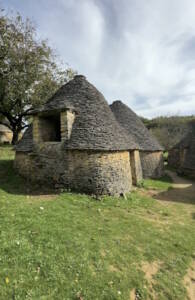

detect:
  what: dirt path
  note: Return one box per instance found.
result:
[143,171,195,299]
[167,170,194,188]
[155,170,195,204]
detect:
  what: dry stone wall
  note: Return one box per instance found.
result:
[130,150,143,184]
[14,145,132,196]
[68,150,132,195]
[140,151,164,179]
[14,143,68,185]
[168,149,180,169]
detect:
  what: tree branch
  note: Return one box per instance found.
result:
[21,123,29,129]
[20,107,34,117]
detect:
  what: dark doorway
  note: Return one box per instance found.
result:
[39,113,61,142]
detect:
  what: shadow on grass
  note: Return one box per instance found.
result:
[158,174,173,183]
[150,169,195,205]
[154,185,195,205]
[0,159,58,196]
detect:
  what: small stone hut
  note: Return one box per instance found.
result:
[0,124,12,144]
[168,121,195,178]
[110,101,164,179]
[15,75,140,196]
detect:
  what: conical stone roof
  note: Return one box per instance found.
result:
[110,100,163,151]
[15,125,33,152]
[16,76,138,152]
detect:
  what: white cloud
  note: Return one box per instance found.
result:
[3,0,195,117]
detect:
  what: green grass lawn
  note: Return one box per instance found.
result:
[142,175,173,191]
[0,146,194,300]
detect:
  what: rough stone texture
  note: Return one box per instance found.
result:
[14,143,64,183]
[67,150,132,195]
[15,146,132,196]
[14,75,167,195]
[15,125,33,152]
[14,75,136,196]
[168,149,180,168]
[168,121,195,177]
[110,100,164,151]
[61,110,75,141]
[140,151,164,179]
[29,75,138,151]
[130,150,143,184]
[33,116,40,143]
[110,100,164,179]
[14,152,35,180]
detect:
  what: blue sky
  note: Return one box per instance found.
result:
[2,0,195,118]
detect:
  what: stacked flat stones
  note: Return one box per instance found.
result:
[110,100,163,152]
[16,76,138,152]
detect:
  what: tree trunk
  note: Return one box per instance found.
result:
[11,129,20,145]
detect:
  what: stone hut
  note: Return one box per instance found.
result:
[168,121,195,178]
[110,100,164,179]
[0,124,12,144]
[15,75,140,196]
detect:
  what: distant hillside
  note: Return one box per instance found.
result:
[141,116,195,150]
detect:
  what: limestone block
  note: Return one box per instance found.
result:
[130,150,143,185]
[61,110,75,141]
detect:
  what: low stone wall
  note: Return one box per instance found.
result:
[14,152,33,179]
[140,151,164,179]
[14,143,68,185]
[14,145,132,196]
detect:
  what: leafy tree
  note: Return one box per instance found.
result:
[0,10,76,144]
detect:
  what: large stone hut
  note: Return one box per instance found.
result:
[0,124,12,144]
[110,101,164,179]
[15,75,141,196]
[168,121,195,178]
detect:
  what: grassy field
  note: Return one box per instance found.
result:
[0,146,194,300]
